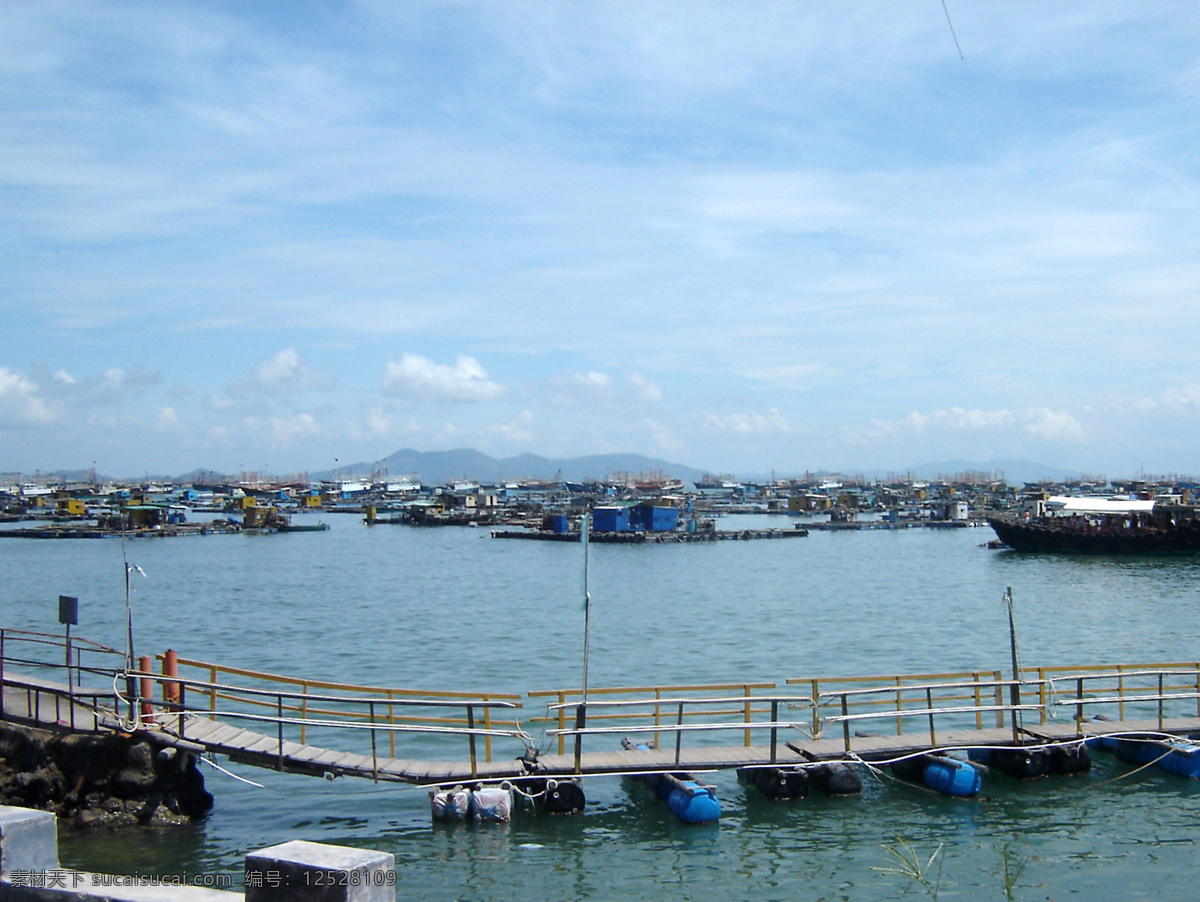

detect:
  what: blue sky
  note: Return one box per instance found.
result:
[3,2,1200,480]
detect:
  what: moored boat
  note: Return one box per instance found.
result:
[987,497,1200,554]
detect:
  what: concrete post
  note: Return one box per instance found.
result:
[245,841,395,902]
[0,806,58,876]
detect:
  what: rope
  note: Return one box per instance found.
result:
[197,754,266,788]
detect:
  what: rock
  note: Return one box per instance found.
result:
[0,723,212,828]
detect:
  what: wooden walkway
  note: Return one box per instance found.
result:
[6,635,1200,788]
[171,714,1200,786]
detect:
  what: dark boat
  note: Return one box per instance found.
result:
[987,500,1200,554]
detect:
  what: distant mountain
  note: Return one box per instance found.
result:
[322,448,712,486]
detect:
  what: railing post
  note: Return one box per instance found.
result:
[1158,673,1165,732]
[163,648,179,706]
[484,696,492,764]
[973,674,983,729]
[654,688,662,751]
[387,690,395,758]
[744,687,752,748]
[995,672,1004,729]
[557,692,567,756]
[178,682,187,740]
[1009,674,1022,744]
[675,701,684,766]
[770,699,779,764]
[1038,667,1048,724]
[810,679,820,736]
[209,665,218,720]
[572,704,584,774]
[276,694,284,771]
[0,628,5,720]
[369,701,378,782]
[300,682,308,745]
[841,694,851,755]
[926,687,937,747]
[1075,677,1084,737]
[139,655,155,724]
[468,705,479,778]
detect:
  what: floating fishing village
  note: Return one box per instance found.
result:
[4,467,1198,543]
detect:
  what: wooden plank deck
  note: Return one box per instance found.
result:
[173,716,1192,786]
[10,669,1200,788]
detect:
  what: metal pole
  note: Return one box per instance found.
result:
[576,514,591,773]
[64,624,72,702]
[580,514,592,704]
[1005,587,1022,742]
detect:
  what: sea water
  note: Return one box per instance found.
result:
[3,513,1200,900]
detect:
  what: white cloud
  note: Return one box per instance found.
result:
[0,367,54,425]
[880,406,1087,444]
[383,354,506,402]
[1022,408,1087,443]
[485,410,536,444]
[1159,384,1200,409]
[576,371,611,390]
[629,372,663,402]
[223,349,332,399]
[702,408,791,436]
[250,348,332,392]
[243,413,322,446]
[157,407,182,430]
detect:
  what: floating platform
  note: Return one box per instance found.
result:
[0,522,241,539]
[490,527,809,543]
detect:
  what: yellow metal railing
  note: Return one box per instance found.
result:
[1022,662,1200,733]
[151,654,522,765]
[787,669,1012,737]
[528,681,779,755]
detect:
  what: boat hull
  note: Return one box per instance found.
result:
[987,514,1200,555]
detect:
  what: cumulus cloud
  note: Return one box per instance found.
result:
[156,407,182,430]
[252,349,332,392]
[243,413,322,446]
[0,367,55,426]
[383,353,506,402]
[37,365,163,405]
[485,410,536,444]
[628,372,663,402]
[224,349,333,398]
[1150,384,1200,410]
[888,406,1087,443]
[702,408,791,435]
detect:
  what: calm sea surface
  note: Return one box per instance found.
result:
[4,513,1200,900]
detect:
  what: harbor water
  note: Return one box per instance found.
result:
[4,513,1200,900]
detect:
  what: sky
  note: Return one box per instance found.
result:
[3,1,1200,481]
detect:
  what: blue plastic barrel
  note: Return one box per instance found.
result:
[667,781,722,823]
[923,757,982,797]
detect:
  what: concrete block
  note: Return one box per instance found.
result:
[0,806,58,876]
[245,841,394,902]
